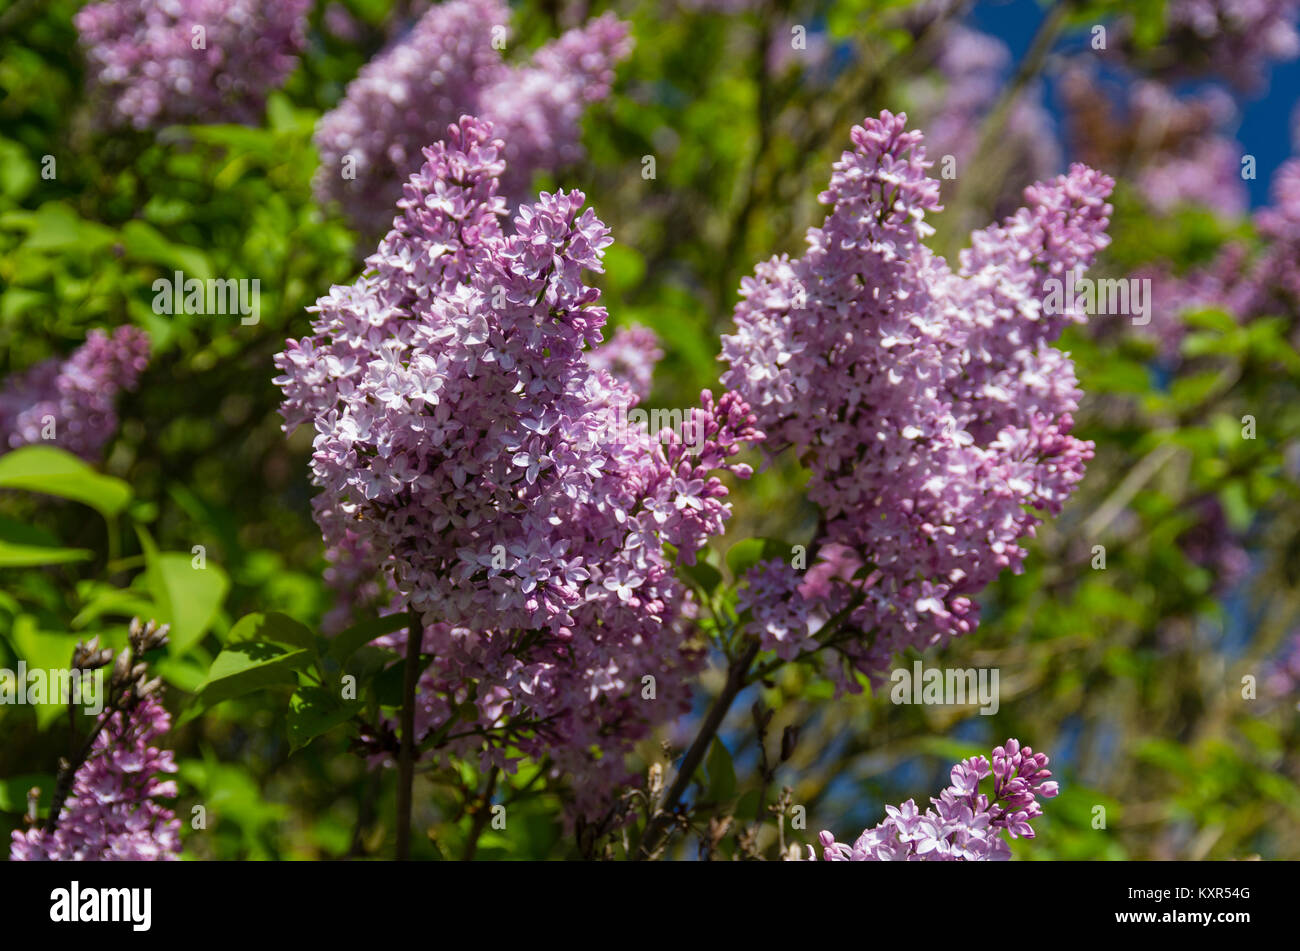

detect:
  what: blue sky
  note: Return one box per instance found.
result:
[970,0,1300,207]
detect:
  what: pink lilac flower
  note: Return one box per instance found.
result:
[1139,136,1247,218]
[313,0,632,239]
[10,697,180,861]
[277,116,761,818]
[0,327,150,460]
[1132,0,1300,88]
[1139,156,1300,358]
[75,0,310,130]
[721,111,1111,689]
[1061,66,1247,217]
[1178,498,1251,593]
[587,326,664,404]
[810,739,1059,861]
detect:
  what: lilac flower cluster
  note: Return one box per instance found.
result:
[1140,155,1300,355]
[74,0,310,130]
[10,697,180,861]
[1061,66,1246,217]
[1145,0,1300,88]
[721,111,1111,687]
[312,0,632,238]
[0,327,150,460]
[810,739,1059,860]
[277,116,761,816]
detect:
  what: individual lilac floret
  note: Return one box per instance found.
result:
[721,111,1112,688]
[277,116,761,818]
[0,327,150,460]
[810,739,1059,861]
[75,0,310,130]
[587,326,664,404]
[10,697,180,861]
[312,0,632,239]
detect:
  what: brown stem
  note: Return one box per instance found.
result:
[461,767,501,862]
[634,639,761,859]
[395,611,422,861]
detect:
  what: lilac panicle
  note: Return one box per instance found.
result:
[75,0,310,130]
[276,116,760,818]
[0,326,150,460]
[10,697,180,861]
[313,0,632,239]
[721,111,1112,688]
[810,739,1059,861]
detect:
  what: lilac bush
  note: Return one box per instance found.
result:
[0,326,150,459]
[75,0,311,130]
[312,0,632,238]
[720,111,1112,689]
[277,116,761,816]
[810,739,1058,861]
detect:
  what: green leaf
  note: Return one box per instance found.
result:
[0,446,131,518]
[7,202,116,253]
[0,774,54,816]
[227,612,317,652]
[120,220,212,280]
[327,613,411,664]
[4,615,87,730]
[0,540,91,567]
[725,537,793,579]
[286,685,363,751]
[705,738,737,803]
[137,527,229,654]
[679,560,723,596]
[187,643,311,719]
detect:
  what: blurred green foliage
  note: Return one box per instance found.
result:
[2,0,1299,860]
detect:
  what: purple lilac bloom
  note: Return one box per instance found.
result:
[1150,0,1300,88]
[1139,136,1247,218]
[10,697,181,861]
[1139,155,1300,358]
[810,739,1059,861]
[75,0,310,130]
[1178,498,1251,593]
[587,326,664,404]
[0,327,150,460]
[312,0,632,239]
[276,116,761,818]
[1060,65,1248,218]
[721,111,1112,690]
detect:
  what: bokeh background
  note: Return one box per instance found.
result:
[2,0,1299,859]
